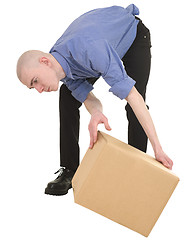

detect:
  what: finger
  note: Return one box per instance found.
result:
[168,158,173,167]
[88,124,94,149]
[89,131,94,149]
[167,164,172,170]
[165,156,173,169]
[89,141,94,149]
[157,158,170,169]
[103,117,112,130]
[166,161,173,169]
[89,122,97,148]
[163,161,172,170]
[93,129,98,143]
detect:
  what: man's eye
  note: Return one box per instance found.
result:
[34,79,38,83]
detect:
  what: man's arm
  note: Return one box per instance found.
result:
[126,86,173,169]
[84,92,111,148]
[84,88,173,170]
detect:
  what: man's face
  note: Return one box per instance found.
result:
[21,62,59,93]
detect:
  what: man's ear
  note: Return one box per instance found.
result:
[39,57,51,66]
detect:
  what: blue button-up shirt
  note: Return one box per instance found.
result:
[50,4,139,102]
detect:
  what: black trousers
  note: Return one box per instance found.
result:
[59,18,152,172]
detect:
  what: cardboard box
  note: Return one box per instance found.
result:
[72,131,179,237]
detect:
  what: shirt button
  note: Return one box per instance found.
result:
[144,35,147,38]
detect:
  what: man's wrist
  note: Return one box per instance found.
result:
[91,108,102,116]
[153,143,163,156]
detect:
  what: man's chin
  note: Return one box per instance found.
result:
[51,86,59,92]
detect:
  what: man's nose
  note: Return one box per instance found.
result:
[35,85,44,93]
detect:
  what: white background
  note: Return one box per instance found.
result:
[0,0,189,239]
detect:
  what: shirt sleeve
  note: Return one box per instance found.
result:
[64,78,94,103]
[86,39,136,99]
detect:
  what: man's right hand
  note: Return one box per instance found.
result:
[88,110,112,149]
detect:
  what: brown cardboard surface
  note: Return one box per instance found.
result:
[72,131,179,237]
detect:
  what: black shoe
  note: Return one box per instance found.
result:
[45,168,75,196]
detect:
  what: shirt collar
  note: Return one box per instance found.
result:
[50,51,74,79]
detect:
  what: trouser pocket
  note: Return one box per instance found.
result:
[134,17,152,48]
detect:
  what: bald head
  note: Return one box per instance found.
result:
[16,50,48,82]
[16,50,66,92]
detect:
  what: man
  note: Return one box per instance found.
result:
[17,4,173,196]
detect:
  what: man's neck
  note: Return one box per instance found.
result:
[49,53,66,80]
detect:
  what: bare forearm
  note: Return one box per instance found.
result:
[84,92,103,115]
[126,87,162,154]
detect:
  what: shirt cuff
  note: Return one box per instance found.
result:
[109,76,136,99]
[71,81,94,103]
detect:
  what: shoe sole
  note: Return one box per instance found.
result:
[44,185,72,196]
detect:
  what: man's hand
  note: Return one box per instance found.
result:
[88,110,111,149]
[84,92,111,149]
[155,149,173,170]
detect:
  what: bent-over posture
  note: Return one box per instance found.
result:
[17,4,173,196]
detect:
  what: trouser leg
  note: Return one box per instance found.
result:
[59,84,82,172]
[121,18,152,152]
[59,78,98,172]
